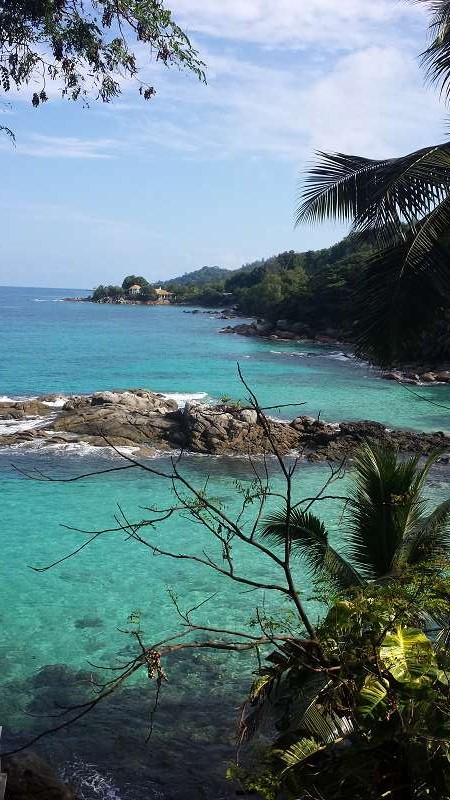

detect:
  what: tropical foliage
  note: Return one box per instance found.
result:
[230,440,450,799]
[0,0,205,121]
[295,1,450,364]
[258,441,450,589]
[237,575,450,800]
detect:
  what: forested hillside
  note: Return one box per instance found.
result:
[165,236,450,363]
[167,236,374,335]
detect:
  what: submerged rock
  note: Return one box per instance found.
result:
[3,752,77,800]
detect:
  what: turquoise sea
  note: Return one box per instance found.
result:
[1,286,449,799]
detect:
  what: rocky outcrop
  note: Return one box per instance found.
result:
[182,402,298,455]
[381,367,450,385]
[0,400,55,419]
[0,389,448,461]
[221,323,450,384]
[221,320,346,346]
[3,752,77,800]
[52,390,185,448]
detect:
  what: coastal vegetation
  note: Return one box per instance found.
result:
[92,275,158,302]
[162,234,450,366]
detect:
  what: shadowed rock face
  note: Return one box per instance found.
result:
[0,389,448,462]
[3,752,77,800]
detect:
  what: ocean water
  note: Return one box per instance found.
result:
[1,286,449,799]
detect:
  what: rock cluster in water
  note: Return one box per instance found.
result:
[0,390,448,461]
[221,321,450,384]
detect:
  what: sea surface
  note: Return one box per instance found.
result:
[1,286,449,799]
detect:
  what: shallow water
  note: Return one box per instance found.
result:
[1,286,450,430]
[1,286,450,798]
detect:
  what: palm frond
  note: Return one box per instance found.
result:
[258,507,363,590]
[402,194,450,277]
[344,443,430,579]
[419,0,450,102]
[352,239,449,365]
[296,144,450,245]
[396,498,450,567]
[278,737,325,771]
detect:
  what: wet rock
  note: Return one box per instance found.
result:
[3,752,77,800]
[421,372,437,382]
[434,370,450,382]
[0,400,53,418]
[1,387,448,463]
[383,371,402,381]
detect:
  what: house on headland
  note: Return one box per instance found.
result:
[155,287,174,302]
[128,284,142,297]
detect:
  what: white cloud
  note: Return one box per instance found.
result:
[171,0,424,49]
[112,43,443,163]
[2,2,443,165]
[1,133,118,159]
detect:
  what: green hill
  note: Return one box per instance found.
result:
[157,266,236,288]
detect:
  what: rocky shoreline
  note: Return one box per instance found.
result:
[0,389,448,463]
[221,321,450,385]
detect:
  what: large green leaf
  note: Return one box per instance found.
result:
[344,442,435,577]
[278,737,325,772]
[379,626,438,684]
[357,674,388,718]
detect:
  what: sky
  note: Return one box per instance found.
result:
[0,0,447,288]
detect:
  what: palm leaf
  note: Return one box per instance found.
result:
[402,194,450,278]
[344,442,430,579]
[296,144,450,245]
[278,737,325,771]
[394,497,450,568]
[258,507,363,590]
[420,0,450,102]
[351,239,448,364]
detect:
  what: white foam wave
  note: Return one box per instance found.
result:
[0,416,48,435]
[33,298,63,302]
[326,351,353,362]
[162,391,209,407]
[0,431,143,457]
[41,396,68,408]
[60,760,164,800]
[269,350,308,360]
[0,394,37,403]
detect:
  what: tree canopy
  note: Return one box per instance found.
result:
[0,0,205,128]
[121,275,149,291]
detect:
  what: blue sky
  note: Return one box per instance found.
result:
[0,0,447,288]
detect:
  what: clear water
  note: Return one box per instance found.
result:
[1,286,449,799]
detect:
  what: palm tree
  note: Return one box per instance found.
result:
[295,1,450,364]
[258,441,450,590]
